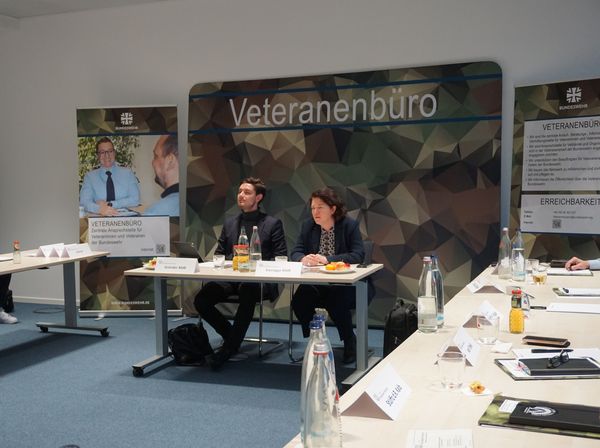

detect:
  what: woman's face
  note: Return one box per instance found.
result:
[311,197,336,228]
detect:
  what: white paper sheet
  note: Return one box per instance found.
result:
[547,303,600,314]
[406,429,473,448]
[547,267,592,276]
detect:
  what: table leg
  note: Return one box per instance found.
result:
[341,279,381,388]
[131,277,172,377]
[36,262,109,337]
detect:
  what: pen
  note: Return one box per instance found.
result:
[531,349,573,353]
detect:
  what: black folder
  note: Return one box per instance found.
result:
[509,401,600,433]
[519,357,600,376]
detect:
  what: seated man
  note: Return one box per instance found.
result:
[79,137,140,216]
[0,274,17,324]
[565,257,600,270]
[194,177,287,370]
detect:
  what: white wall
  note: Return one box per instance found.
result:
[1,0,599,301]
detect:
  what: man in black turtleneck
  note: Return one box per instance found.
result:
[194,177,287,370]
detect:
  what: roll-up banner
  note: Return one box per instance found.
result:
[514,78,600,260]
[77,106,181,316]
[187,61,502,324]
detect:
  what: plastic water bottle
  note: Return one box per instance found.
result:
[511,228,525,282]
[249,225,261,272]
[497,227,511,279]
[303,343,342,447]
[430,255,444,328]
[312,313,336,381]
[417,256,437,333]
[300,320,324,444]
[237,227,249,272]
[12,240,21,264]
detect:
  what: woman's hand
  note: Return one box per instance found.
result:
[301,254,328,266]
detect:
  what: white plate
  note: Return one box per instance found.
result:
[319,266,355,274]
[142,263,156,270]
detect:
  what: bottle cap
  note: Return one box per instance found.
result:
[309,320,322,330]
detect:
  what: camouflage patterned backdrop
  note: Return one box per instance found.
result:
[186,62,502,325]
[512,77,600,261]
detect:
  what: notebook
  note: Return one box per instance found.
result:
[518,357,600,376]
[509,401,600,433]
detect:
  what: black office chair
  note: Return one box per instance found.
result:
[221,283,284,358]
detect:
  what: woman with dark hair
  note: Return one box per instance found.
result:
[290,187,372,364]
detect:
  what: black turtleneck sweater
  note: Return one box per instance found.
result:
[240,209,261,239]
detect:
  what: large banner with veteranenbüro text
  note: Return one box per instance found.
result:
[187,61,502,325]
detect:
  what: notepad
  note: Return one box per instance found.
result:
[553,287,600,297]
[518,357,600,376]
[509,401,600,433]
[547,267,592,276]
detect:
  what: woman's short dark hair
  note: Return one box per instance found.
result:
[310,187,347,221]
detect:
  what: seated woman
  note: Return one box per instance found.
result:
[290,187,373,364]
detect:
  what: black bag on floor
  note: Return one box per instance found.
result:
[167,322,213,366]
[383,298,417,357]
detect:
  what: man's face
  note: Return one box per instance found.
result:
[152,141,169,188]
[237,182,262,212]
[97,142,116,169]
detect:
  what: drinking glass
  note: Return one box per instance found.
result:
[437,351,465,389]
[213,254,225,269]
[533,263,548,285]
[477,315,499,345]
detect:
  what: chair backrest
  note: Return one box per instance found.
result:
[363,240,374,264]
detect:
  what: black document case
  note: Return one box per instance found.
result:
[519,357,600,376]
[509,401,600,433]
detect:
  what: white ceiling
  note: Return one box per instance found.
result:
[0,0,168,19]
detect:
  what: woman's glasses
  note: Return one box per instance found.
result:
[546,350,569,368]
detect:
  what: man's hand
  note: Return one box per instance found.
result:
[97,201,119,217]
[565,257,590,271]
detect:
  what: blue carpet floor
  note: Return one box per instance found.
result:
[0,303,383,448]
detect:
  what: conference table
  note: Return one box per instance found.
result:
[285,267,600,447]
[0,249,110,336]
[124,262,383,383]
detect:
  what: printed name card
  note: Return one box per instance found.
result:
[452,327,480,366]
[477,300,502,322]
[466,278,504,294]
[155,257,198,274]
[63,243,93,258]
[255,261,302,277]
[342,364,411,420]
[36,243,65,258]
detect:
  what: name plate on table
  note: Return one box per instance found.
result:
[255,261,302,277]
[463,300,502,328]
[342,364,411,420]
[155,257,197,274]
[466,278,504,294]
[478,300,501,321]
[452,327,480,366]
[36,243,65,257]
[63,243,93,258]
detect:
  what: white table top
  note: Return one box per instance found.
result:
[286,267,600,447]
[124,263,383,284]
[0,249,109,275]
